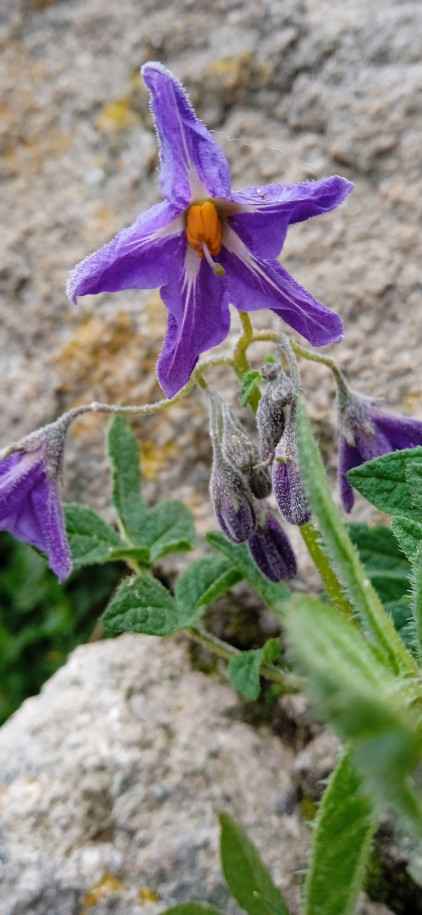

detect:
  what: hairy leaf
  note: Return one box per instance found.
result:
[175,557,241,627]
[286,596,422,837]
[219,813,289,915]
[347,447,422,521]
[303,752,375,915]
[228,649,264,701]
[348,522,411,603]
[64,503,125,567]
[392,516,422,564]
[240,370,261,408]
[108,415,146,540]
[295,400,417,677]
[102,574,178,636]
[138,501,195,559]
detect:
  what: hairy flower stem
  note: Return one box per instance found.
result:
[232,312,261,412]
[187,624,303,692]
[290,341,344,384]
[300,522,354,619]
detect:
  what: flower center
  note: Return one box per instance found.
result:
[186,201,222,258]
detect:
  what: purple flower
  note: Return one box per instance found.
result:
[338,389,422,511]
[67,62,353,398]
[248,506,297,582]
[0,429,72,582]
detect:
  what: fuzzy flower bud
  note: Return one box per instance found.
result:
[208,390,256,543]
[248,505,297,582]
[256,367,297,463]
[0,417,73,582]
[219,398,272,499]
[272,407,311,526]
[221,400,256,472]
[247,464,272,499]
[210,456,257,543]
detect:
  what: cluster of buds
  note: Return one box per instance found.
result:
[208,347,310,582]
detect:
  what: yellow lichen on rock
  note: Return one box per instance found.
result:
[82,873,124,911]
[96,94,141,134]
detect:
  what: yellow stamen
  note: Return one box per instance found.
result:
[186,201,222,258]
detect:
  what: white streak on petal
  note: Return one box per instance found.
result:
[121,213,185,252]
[222,224,315,321]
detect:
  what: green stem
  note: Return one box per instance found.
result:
[300,522,354,618]
[232,312,262,412]
[187,624,303,692]
[296,398,418,677]
[290,341,343,380]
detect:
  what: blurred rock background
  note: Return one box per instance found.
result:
[1,0,421,912]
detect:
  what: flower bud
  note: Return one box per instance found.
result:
[210,450,256,543]
[221,400,256,472]
[248,506,297,582]
[208,389,256,543]
[256,370,296,462]
[272,409,311,526]
[247,463,272,499]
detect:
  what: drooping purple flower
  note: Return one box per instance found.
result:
[248,505,297,582]
[0,424,72,582]
[67,62,353,398]
[337,385,422,511]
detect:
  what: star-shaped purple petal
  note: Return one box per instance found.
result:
[68,62,353,397]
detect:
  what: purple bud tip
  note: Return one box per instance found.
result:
[272,457,311,526]
[210,459,256,544]
[248,511,297,582]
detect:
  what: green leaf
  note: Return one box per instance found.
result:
[347,446,422,521]
[108,546,151,565]
[303,752,375,915]
[262,637,281,664]
[285,595,422,837]
[138,501,196,559]
[348,523,411,603]
[228,639,281,701]
[411,541,422,659]
[228,649,264,701]
[102,574,179,636]
[392,516,422,564]
[175,557,242,627]
[385,598,415,654]
[239,370,261,408]
[406,459,422,514]
[107,415,146,540]
[219,813,289,915]
[159,906,225,915]
[295,400,417,677]
[207,532,290,613]
[64,503,125,567]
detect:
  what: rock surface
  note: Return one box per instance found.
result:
[0,633,393,915]
[0,634,307,915]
